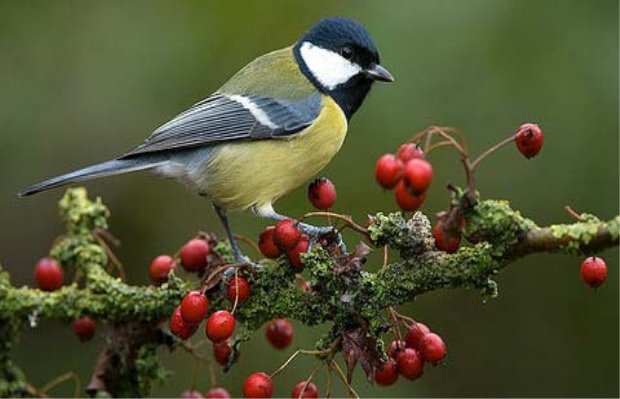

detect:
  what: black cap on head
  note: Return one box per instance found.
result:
[300,17,380,68]
[294,17,393,120]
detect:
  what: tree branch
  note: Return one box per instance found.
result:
[0,188,617,397]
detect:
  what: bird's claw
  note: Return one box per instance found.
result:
[298,222,347,254]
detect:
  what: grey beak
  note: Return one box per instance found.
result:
[364,64,394,82]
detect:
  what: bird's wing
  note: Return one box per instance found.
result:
[120,92,322,157]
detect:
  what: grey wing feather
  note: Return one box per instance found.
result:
[121,93,322,158]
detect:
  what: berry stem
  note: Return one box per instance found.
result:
[424,140,457,154]
[388,307,403,342]
[297,363,322,399]
[302,211,370,239]
[233,234,261,256]
[330,359,360,399]
[93,233,126,281]
[381,245,389,268]
[230,269,240,315]
[469,134,515,171]
[423,126,468,157]
[39,371,81,398]
[189,358,199,390]
[200,263,249,295]
[269,348,332,379]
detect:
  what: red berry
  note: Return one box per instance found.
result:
[180,239,210,272]
[374,359,398,386]
[227,276,251,304]
[432,223,460,254]
[396,348,424,380]
[375,154,403,189]
[405,322,430,349]
[149,255,176,285]
[71,316,96,342]
[34,257,64,292]
[419,333,446,364]
[180,291,209,325]
[273,219,302,250]
[395,180,426,211]
[213,341,232,366]
[180,390,204,398]
[515,123,544,159]
[170,306,198,340]
[397,143,424,163]
[291,381,319,398]
[388,339,407,359]
[258,226,282,259]
[580,256,608,288]
[403,159,433,195]
[205,387,231,399]
[206,310,235,343]
[243,372,273,398]
[308,178,337,210]
[287,234,310,272]
[300,280,312,292]
[266,319,294,349]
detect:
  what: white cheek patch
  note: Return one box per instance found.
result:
[299,41,362,90]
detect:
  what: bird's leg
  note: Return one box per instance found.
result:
[213,204,252,267]
[253,204,347,253]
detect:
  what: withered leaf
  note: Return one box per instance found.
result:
[340,321,382,383]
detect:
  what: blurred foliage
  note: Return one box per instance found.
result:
[0,0,617,397]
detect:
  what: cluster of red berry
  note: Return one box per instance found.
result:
[150,233,303,398]
[149,237,215,285]
[375,143,432,212]
[374,123,547,256]
[375,321,446,387]
[257,177,337,270]
[178,318,296,398]
[258,220,308,271]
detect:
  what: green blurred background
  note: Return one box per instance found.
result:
[1,0,618,397]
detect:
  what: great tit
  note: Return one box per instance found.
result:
[19,16,394,262]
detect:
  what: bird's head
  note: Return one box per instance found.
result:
[293,17,394,119]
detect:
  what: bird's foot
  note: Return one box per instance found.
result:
[298,222,347,254]
[222,245,261,278]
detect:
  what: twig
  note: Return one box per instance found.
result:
[200,262,249,294]
[469,134,515,171]
[388,307,403,342]
[93,234,126,281]
[270,348,331,379]
[39,371,81,398]
[189,358,199,390]
[381,245,389,268]
[565,206,584,221]
[234,234,261,256]
[92,228,121,247]
[330,359,360,399]
[325,364,333,398]
[302,212,370,238]
[295,363,323,399]
[230,268,240,315]
[424,140,457,154]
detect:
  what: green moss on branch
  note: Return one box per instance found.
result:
[0,188,617,397]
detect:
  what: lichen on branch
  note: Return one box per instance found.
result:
[0,188,617,397]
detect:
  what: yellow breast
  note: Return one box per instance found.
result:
[202,96,347,211]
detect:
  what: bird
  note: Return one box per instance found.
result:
[19,16,394,263]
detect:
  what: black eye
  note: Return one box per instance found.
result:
[340,46,354,59]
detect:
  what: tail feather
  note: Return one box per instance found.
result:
[18,158,165,197]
